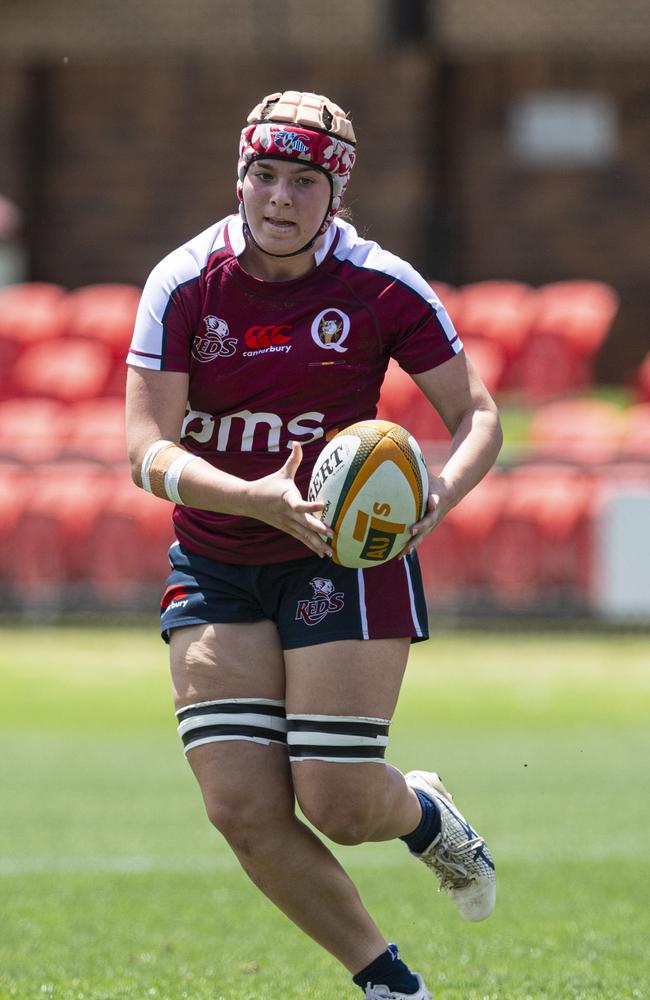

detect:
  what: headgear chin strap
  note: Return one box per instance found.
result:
[241,220,324,260]
[237,91,356,259]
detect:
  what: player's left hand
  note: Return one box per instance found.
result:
[398,474,454,558]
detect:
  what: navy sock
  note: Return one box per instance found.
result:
[400,789,441,854]
[353,943,419,995]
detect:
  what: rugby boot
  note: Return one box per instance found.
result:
[405,770,496,922]
[363,973,432,999]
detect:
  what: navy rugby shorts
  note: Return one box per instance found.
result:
[160,542,429,649]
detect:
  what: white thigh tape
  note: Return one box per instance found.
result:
[176,698,288,754]
[286,713,390,763]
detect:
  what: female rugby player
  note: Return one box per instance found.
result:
[126,90,502,999]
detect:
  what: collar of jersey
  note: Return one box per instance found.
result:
[227,214,340,268]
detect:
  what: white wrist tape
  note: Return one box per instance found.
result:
[165,453,198,505]
[140,439,197,504]
[141,440,173,494]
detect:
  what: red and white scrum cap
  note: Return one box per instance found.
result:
[237,91,357,235]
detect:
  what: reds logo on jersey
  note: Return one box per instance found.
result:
[295,577,345,627]
[192,316,238,362]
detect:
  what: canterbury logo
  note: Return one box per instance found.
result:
[244,325,292,350]
[161,585,190,611]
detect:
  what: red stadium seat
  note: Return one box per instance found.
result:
[0,464,30,587]
[63,284,141,355]
[87,474,175,601]
[460,337,507,396]
[514,281,619,399]
[419,473,507,607]
[444,474,509,587]
[527,399,625,465]
[417,516,465,608]
[483,465,596,606]
[10,337,113,402]
[0,398,70,463]
[64,397,127,464]
[106,362,127,398]
[0,283,68,397]
[7,463,111,601]
[634,352,650,403]
[453,281,536,388]
[377,359,450,446]
[63,284,141,396]
[535,281,619,354]
[619,404,650,461]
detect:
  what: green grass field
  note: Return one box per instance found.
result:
[1,626,649,1000]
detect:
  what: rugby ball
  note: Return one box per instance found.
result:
[308,419,429,568]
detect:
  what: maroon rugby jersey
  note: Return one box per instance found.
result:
[127,215,462,564]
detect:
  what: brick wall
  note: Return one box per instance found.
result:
[24,51,436,287]
[0,0,382,56]
[2,0,650,57]
[437,0,650,53]
[437,54,650,379]
[1,1,648,379]
[0,65,30,208]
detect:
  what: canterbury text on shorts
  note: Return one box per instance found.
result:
[160,542,429,649]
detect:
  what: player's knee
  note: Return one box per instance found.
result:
[177,698,292,853]
[307,803,377,846]
[288,712,391,844]
[297,786,379,845]
[204,789,291,854]
[203,794,242,838]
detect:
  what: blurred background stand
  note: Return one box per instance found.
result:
[0,193,27,286]
[0,0,648,625]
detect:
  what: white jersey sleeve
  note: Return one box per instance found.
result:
[127,221,228,372]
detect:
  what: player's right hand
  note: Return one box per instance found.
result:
[243,442,334,558]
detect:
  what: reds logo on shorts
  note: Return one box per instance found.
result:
[295,577,345,627]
